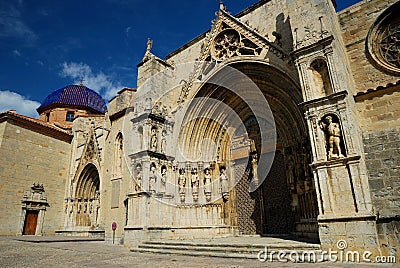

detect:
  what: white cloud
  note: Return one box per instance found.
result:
[13,49,21,57]
[0,90,40,118]
[0,4,37,45]
[60,62,122,100]
[125,26,131,38]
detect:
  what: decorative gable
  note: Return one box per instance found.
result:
[73,127,101,182]
[177,9,292,104]
[198,10,290,63]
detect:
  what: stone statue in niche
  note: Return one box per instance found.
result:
[204,167,212,202]
[191,168,199,202]
[319,115,344,160]
[92,191,100,227]
[134,164,142,192]
[160,166,167,194]
[150,127,158,151]
[160,130,167,154]
[219,166,229,200]
[285,154,296,192]
[191,168,199,191]
[149,163,157,192]
[178,168,186,202]
[251,154,259,187]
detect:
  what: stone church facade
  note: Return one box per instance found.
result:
[0,0,399,260]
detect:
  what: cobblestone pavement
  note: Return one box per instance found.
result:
[0,236,393,268]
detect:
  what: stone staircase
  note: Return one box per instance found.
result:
[131,237,323,261]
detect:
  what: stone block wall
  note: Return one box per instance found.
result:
[356,89,400,256]
[338,0,399,94]
[0,121,70,235]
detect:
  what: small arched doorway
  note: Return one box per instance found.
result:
[74,163,100,228]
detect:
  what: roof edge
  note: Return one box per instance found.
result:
[167,0,272,60]
[0,111,73,143]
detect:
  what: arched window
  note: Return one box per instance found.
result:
[114,133,123,178]
[137,126,143,151]
[310,59,333,96]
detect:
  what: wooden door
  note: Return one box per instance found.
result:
[23,211,39,235]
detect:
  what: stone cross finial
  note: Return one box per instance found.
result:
[146,38,153,53]
[218,0,226,11]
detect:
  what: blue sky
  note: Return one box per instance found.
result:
[0,0,359,117]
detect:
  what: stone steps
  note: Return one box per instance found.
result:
[131,239,323,261]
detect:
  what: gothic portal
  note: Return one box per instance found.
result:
[0,0,399,261]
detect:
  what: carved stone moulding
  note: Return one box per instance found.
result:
[366,1,400,75]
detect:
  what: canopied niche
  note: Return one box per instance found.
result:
[319,114,346,160]
[310,59,333,97]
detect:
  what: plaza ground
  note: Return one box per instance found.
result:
[0,236,395,268]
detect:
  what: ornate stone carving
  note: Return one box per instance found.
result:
[295,17,330,50]
[177,9,291,104]
[366,3,400,74]
[378,20,400,69]
[211,28,262,61]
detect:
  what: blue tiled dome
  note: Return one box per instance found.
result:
[37,85,107,114]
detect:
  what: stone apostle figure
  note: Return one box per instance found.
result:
[251,153,259,186]
[149,164,157,192]
[92,191,100,227]
[160,130,167,154]
[160,166,167,194]
[191,169,199,194]
[320,115,344,159]
[204,168,212,201]
[204,168,212,193]
[219,167,229,198]
[178,169,186,194]
[134,164,142,192]
[150,128,158,151]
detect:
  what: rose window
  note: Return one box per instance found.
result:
[212,29,241,61]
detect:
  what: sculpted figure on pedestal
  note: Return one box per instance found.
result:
[320,115,344,160]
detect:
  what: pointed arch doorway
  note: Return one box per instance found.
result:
[75,163,100,227]
[187,60,320,241]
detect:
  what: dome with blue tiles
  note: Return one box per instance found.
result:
[37,85,107,114]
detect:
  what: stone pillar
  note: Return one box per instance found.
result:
[290,0,379,255]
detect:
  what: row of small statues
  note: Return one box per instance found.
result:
[64,194,100,227]
[150,127,167,153]
[134,164,230,202]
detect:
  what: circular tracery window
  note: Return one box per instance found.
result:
[366,2,400,74]
[211,29,241,61]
